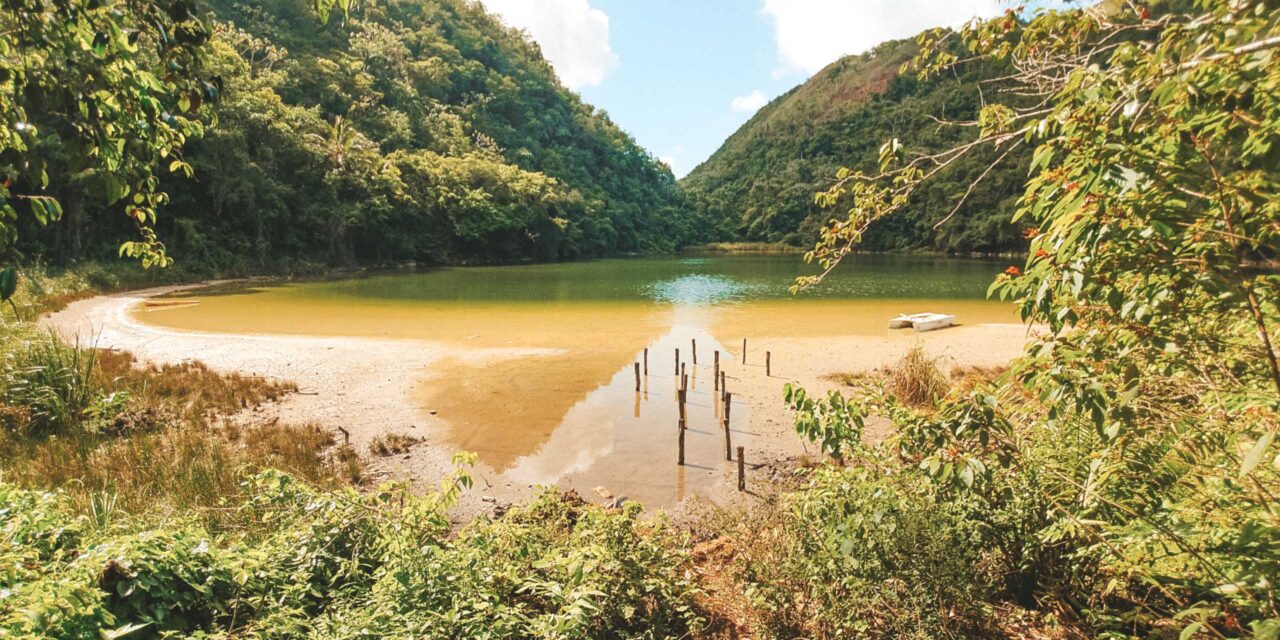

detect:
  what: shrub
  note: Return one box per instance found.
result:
[723,466,991,638]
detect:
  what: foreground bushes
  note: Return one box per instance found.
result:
[717,467,990,638]
[0,471,705,639]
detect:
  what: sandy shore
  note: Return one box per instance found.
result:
[44,286,1035,518]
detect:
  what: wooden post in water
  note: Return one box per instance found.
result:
[678,419,687,465]
[692,339,698,365]
[714,351,720,390]
[720,371,727,401]
[681,363,687,385]
[634,362,641,391]
[674,349,679,375]
[643,348,648,375]
[678,386,687,422]
[742,338,748,364]
[766,351,772,377]
[724,392,732,426]
[737,447,746,491]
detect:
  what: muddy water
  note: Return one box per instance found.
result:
[134,254,1016,505]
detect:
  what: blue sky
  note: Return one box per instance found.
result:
[477,1,1048,178]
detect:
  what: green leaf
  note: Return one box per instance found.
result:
[1179,622,1203,640]
[101,622,153,640]
[0,267,17,302]
[103,174,129,204]
[1241,431,1275,478]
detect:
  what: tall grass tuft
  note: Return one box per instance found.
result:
[885,345,950,407]
[0,330,101,436]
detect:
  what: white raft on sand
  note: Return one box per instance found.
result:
[888,313,956,332]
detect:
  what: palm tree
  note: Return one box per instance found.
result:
[308,115,359,170]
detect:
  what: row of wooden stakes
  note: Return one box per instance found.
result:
[632,339,772,493]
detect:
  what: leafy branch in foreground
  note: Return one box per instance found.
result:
[0,0,356,302]
[789,1,1280,636]
[0,0,218,275]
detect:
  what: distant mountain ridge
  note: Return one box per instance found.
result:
[680,36,1030,254]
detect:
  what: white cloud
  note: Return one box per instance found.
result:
[479,0,619,89]
[760,0,1004,75]
[730,90,769,114]
[658,145,689,177]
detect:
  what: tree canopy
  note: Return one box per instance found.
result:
[4,0,698,279]
[1,0,219,300]
[789,0,1280,635]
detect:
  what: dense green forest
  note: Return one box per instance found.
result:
[681,37,1030,254]
[12,0,698,273]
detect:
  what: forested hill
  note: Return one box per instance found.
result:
[680,37,1029,254]
[22,0,697,272]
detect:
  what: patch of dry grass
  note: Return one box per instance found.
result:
[950,364,1009,395]
[368,432,421,457]
[824,371,876,388]
[96,349,296,424]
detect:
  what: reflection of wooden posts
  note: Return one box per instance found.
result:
[742,338,748,364]
[766,351,772,376]
[674,349,679,375]
[692,339,698,365]
[723,392,734,461]
[678,419,687,465]
[714,351,720,390]
[634,362,641,391]
[737,447,746,491]
[723,418,732,461]
[643,348,649,375]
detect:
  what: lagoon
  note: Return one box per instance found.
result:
[133,254,1018,505]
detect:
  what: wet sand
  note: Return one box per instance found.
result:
[44,284,1035,518]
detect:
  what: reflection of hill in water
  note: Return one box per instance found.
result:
[646,275,748,306]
